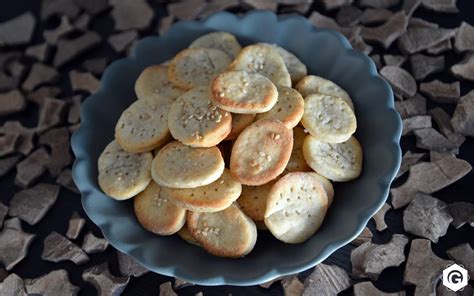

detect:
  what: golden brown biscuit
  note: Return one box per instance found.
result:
[187,203,257,258]
[264,172,328,243]
[189,31,242,59]
[162,169,242,212]
[98,140,152,200]
[228,44,291,87]
[134,181,186,235]
[151,141,225,188]
[168,48,231,90]
[295,75,354,110]
[115,96,174,153]
[211,70,278,114]
[230,119,293,186]
[255,86,304,129]
[237,181,275,222]
[225,113,256,141]
[309,172,334,207]
[135,65,185,100]
[168,87,232,147]
[177,224,200,246]
[259,43,307,84]
[284,126,312,173]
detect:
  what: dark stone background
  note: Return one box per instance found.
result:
[0,0,473,295]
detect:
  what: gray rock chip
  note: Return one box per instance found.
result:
[383,54,406,67]
[25,43,49,62]
[320,0,353,10]
[282,276,304,296]
[39,127,72,177]
[360,8,393,25]
[9,183,60,225]
[409,54,444,81]
[359,0,399,8]
[69,70,100,94]
[372,203,392,231]
[303,263,351,295]
[351,234,408,280]
[426,39,452,55]
[53,31,101,67]
[81,232,109,254]
[404,239,453,296]
[447,243,474,278]
[22,63,58,92]
[14,148,50,188]
[396,151,426,178]
[414,128,458,152]
[66,211,85,240]
[429,107,465,147]
[402,0,422,16]
[0,12,36,47]
[391,155,472,208]
[25,269,79,296]
[403,193,452,243]
[168,0,207,20]
[43,15,74,45]
[0,72,18,92]
[0,134,19,157]
[197,0,240,19]
[354,281,406,295]
[73,13,91,31]
[361,11,408,49]
[0,203,8,228]
[0,222,35,270]
[370,54,382,69]
[73,0,109,15]
[158,15,174,36]
[437,284,474,296]
[67,95,82,124]
[0,154,21,178]
[398,27,456,54]
[450,53,474,81]
[108,30,138,53]
[56,168,79,193]
[419,80,460,104]
[448,202,474,229]
[380,66,417,97]
[0,121,34,155]
[336,5,362,27]
[117,251,149,277]
[454,21,474,52]
[0,273,26,296]
[402,115,432,136]
[81,57,108,76]
[26,85,61,104]
[41,231,89,264]
[37,97,68,133]
[421,0,459,13]
[351,227,373,246]
[451,90,474,136]
[3,218,22,230]
[83,263,130,296]
[395,93,426,118]
[173,277,193,289]
[159,281,177,296]
[41,0,80,20]
[111,0,154,31]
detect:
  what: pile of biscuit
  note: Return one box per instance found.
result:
[97,32,363,258]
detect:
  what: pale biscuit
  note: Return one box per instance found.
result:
[230,119,293,186]
[264,172,328,244]
[134,181,186,235]
[98,140,152,200]
[284,126,311,173]
[161,169,242,212]
[295,75,354,110]
[189,31,242,59]
[228,44,291,87]
[177,224,200,246]
[237,181,274,222]
[168,48,232,90]
[301,93,357,143]
[303,135,363,182]
[187,203,257,258]
[255,86,304,129]
[115,96,174,153]
[310,172,334,207]
[135,65,186,100]
[211,70,278,114]
[151,141,225,188]
[225,113,256,140]
[259,43,307,84]
[168,87,232,147]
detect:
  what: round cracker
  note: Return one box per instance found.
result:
[168,87,232,147]
[264,172,328,244]
[301,93,357,143]
[284,126,311,173]
[255,86,304,129]
[98,140,152,200]
[152,141,225,188]
[310,172,334,207]
[230,119,293,186]
[303,135,363,182]
[237,181,274,222]
[162,169,242,212]
[134,181,186,235]
[177,224,200,246]
[259,43,307,84]
[295,75,354,110]
[115,96,174,153]
[135,65,186,100]
[189,31,241,59]
[225,113,256,140]
[187,203,257,258]
[211,70,278,114]
[168,48,231,90]
[228,44,291,87]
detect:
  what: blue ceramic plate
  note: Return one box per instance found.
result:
[71,11,402,286]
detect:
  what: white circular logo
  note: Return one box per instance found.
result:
[442,264,469,292]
